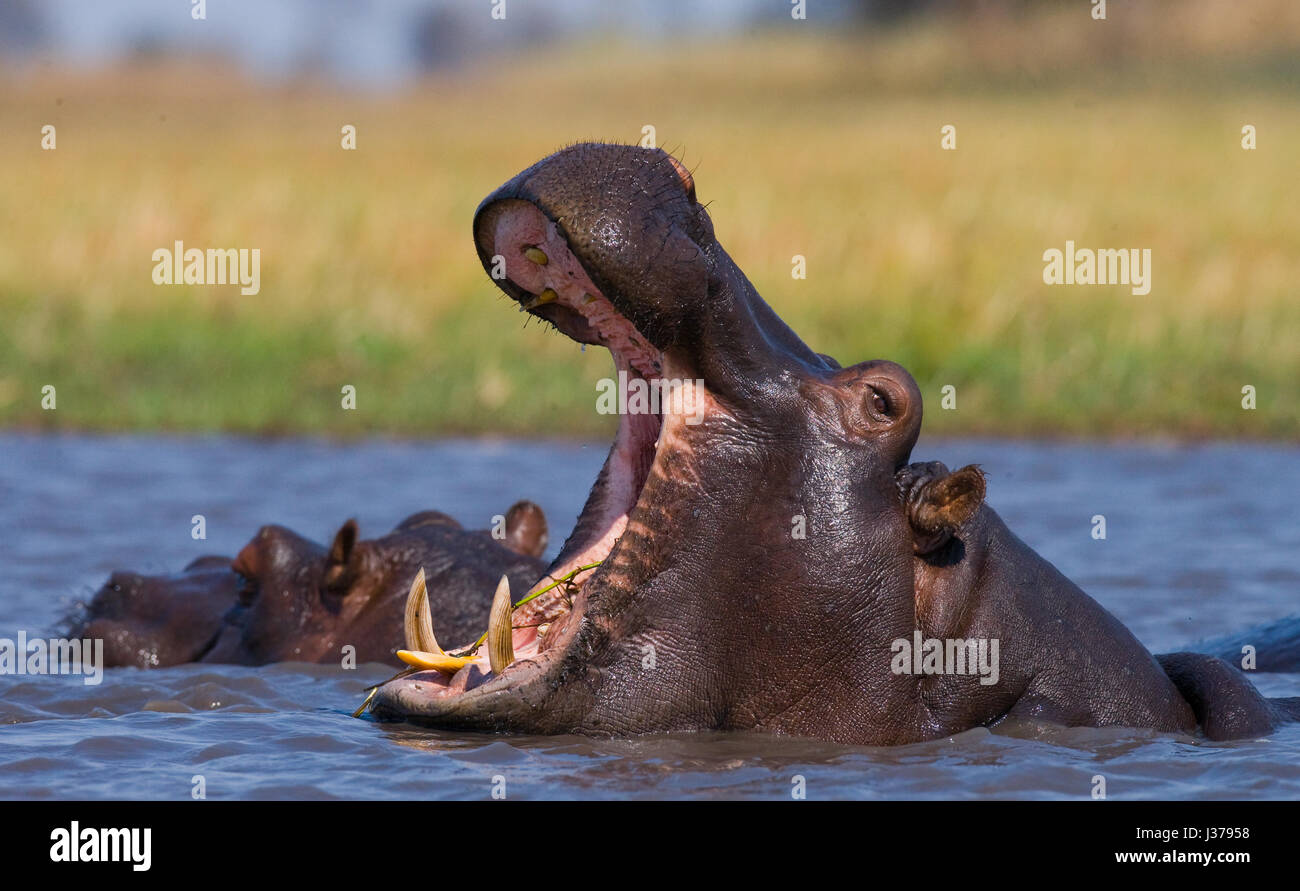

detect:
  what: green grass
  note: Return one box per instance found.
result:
[2,1,1298,439]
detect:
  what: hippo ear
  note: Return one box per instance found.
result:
[323,519,359,589]
[503,501,548,558]
[899,463,985,555]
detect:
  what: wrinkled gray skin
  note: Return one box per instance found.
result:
[371,143,1299,743]
[72,502,547,668]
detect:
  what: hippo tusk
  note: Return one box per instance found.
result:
[397,568,474,675]
[395,648,473,674]
[487,574,515,676]
[402,567,439,653]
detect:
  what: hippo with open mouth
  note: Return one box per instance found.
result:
[70,502,547,668]
[369,143,1299,743]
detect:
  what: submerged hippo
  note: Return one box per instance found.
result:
[898,461,1300,740]
[371,143,1299,742]
[1193,617,1300,674]
[72,502,547,668]
[70,556,240,668]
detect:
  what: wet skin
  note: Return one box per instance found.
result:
[898,462,1300,740]
[371,143,1299,742]
[71,556,239,668]
[1192,617,1300,674]
[73,502,547,668]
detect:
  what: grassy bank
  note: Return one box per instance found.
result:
[2,2,1298,439]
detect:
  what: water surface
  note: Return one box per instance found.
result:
[2,433,1297,799]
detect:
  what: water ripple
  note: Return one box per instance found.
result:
[2,434,1298,799]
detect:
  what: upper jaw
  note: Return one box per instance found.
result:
[476,201,828,418]
[474,195,672,368]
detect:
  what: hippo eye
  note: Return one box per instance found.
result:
[867,387,891,420]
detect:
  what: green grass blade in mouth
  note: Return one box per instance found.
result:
[450,561,603,658]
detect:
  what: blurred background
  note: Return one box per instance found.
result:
[2,0,1297,438]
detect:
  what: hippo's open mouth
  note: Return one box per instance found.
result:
[370,144,931,740]
[372,196,695,719]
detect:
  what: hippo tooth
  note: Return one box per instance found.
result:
[487,574,515,676]
[581,292,597,304]
[524,288,558,310]
[402,569,422,650]
[524,247,548,265]
[402,568,441,654]
[396,648,473,675]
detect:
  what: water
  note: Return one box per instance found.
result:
[1,433,1297,799]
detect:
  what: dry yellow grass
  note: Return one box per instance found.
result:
[1,1,1297,437]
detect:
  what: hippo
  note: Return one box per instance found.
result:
[898,461,1300,740]
[1191,617,1300,674]
[71,501,548,668]
[370,143,1299,743]
[69,556,240,668]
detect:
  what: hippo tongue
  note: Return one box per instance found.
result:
[448,663,489,693]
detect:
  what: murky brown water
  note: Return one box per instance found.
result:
[2,434,1297,799]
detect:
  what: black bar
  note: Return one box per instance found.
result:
[3,800,1289,877]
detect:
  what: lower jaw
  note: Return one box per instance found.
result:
[379,390,666,710]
